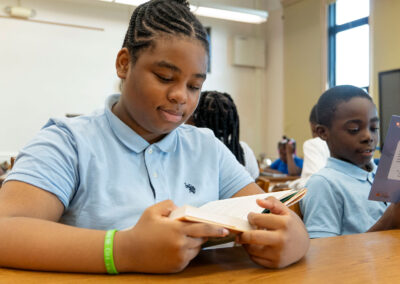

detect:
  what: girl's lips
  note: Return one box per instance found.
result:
[159,109,183,123]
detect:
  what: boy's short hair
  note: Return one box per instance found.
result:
[309,104,318,124]
[316,85,372,127]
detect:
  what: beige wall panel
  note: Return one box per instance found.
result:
[283,0,326,156]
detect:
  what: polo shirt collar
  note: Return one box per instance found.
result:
[326,157,377,181]
[104,94,177,154]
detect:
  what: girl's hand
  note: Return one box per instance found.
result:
[115,200,229,273]
[286,142,295,156]
[237,197,309,268]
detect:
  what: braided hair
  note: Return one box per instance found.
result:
[192,91,245,166]
[122,0,209,64]
[317,85,372,128]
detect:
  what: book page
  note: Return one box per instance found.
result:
[388,141,400,180]
[369,115,400,203]
[199,191,291,220]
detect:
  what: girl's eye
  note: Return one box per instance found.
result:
[371,127,379,132]
[188,85,201,91]
[155,73,173,82]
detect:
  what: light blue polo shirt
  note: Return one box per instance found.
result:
[5,94,253,230]
[300,157,388,238]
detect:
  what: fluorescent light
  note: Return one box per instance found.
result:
[191,5,267,24]
[97,1,268,24]
[114,0,148,5]
[99,0,148,5]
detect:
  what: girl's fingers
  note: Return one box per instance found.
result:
[147,200,178,217]
[184,236,206,249]
[237,229,282,246]
[247,211,290,231]
[182,222,230,238]
[256,197,290,215]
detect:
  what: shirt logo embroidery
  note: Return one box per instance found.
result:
[184,182,196,194]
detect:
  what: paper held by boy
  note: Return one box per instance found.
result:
[369,115,400,203]
[169,188,307,232]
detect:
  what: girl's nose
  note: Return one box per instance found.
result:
[167,84,187,104]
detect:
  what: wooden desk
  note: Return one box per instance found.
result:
[266,175,300,183]
[1,230,400,283]
[262,175,300,191]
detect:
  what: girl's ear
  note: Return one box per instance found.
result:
[316,124,329,141]
[116,48,131,79]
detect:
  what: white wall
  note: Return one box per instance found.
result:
[0,0,283,161]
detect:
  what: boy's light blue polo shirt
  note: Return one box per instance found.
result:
[300,157,388,238]
[5,95,253,230]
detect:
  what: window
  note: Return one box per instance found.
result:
[328,0,370,89]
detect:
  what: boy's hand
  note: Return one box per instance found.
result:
[115,200,229,273]
[237,197,309,268]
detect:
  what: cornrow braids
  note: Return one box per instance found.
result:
[317,85,372,128]
[122,0,209,64]
[193,91,245,166]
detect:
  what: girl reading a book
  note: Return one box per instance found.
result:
[300,85,400,238]
[0,0,308,274]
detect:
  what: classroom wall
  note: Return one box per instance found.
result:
[370,0,400,105]
[0,0,285,161]
[282,0,327,157]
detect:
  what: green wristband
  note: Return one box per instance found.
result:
[104,229,119,274]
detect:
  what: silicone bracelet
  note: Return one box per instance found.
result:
[104,229,119,274]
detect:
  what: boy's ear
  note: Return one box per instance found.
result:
[116,48,131,79]
[316,124,329,141]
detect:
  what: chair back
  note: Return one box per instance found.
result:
[10,157,15,170]
[289,202,303,219]
[255,176,270,192]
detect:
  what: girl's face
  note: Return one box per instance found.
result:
[114,37,207,143]
[318,97,379,170]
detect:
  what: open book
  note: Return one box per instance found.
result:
[369,115,400,203]
[169,188,307,233]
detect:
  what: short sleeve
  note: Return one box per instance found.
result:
[240,141,259,180]
[300,174,343,238]
[5,121,79,208]
[301,139,327,179]
[216,139,253,199]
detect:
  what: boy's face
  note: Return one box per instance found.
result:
[318,97,379,170]
[114,37,207,143]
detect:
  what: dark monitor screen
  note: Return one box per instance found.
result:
[379,69,400,149]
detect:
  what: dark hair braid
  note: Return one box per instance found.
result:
[193,91,245,166]
[317,85,373,128]
[122,0,209,63]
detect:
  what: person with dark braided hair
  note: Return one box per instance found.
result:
[189,91,259,179]
[0,0,308,274]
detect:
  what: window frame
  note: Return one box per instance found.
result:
[327,2,369,89]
